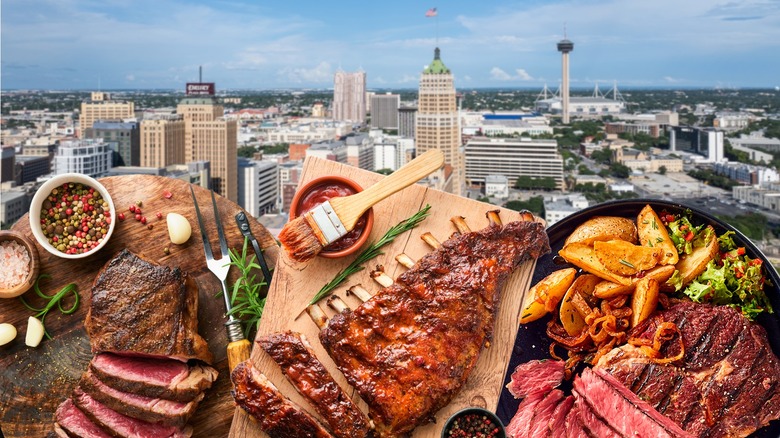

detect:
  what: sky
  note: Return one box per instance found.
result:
[2,0,779,91]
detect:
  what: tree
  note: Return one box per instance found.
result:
[590,148,612,165]
[658,165,667,175]
[505,196,545,217]
[577,164,596,175]
[237,146,257,158]
[514,176,557,191]
[609,163,631,179]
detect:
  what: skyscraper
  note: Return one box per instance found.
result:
[177,83,238,202]
[139,115,186,168]
[333,70,367,123]
[557,36,574,124]
[416,47,462,195]
[79,92,135,138]
[370,93,400,130]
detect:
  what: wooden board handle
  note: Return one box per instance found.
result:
[227,339,251,372]
[332,149,444,229]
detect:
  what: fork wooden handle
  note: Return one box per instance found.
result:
[228,339,251,372]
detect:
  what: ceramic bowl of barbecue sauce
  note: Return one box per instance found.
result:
[442,407,506,438]
[289,175,374,259]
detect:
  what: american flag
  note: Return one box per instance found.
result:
[425,7,437,17]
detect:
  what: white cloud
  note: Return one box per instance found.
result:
[125,74,135,81]
[490,67,534,81]
[664,76,682,83]
[277,61,332,84]
[515,69,533,81]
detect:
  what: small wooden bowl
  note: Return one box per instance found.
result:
[441,407,507,438]
[289,175,374,259]
[0,230,40,298]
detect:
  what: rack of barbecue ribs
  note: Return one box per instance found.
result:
[233,211,549,437]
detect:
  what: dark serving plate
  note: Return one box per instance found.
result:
[496,199,780,437]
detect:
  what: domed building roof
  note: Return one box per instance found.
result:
[423,47,450,74]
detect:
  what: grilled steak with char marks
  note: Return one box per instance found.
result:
[321,220,549,437]
[597,300,780,437]
[86,250,213,364]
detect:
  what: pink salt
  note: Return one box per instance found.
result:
[0,240,31,289]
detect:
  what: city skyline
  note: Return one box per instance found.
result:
[2,0,779,91]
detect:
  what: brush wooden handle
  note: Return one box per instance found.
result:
[227,338,251,372]
[330,149,445,229]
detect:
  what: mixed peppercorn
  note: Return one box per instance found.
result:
[444,412,503,438]
[39,183,111,255]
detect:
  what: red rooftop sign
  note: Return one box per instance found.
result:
[186,82,215,95]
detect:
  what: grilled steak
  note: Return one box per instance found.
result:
[526,389,565,438]
[55,398,113,438]
[573,397,622,438]
[549,395,575,438]
[506,359,565,399]
[231,360,335,438]
[72,387,192,438]
[597,301,780,437]
[320,220,549,437]
[90,353,217,403]
[506,390,547,437]
[86,250,213,364]
[259,331,373,438]
[573,367,693,438]
[78,368,203,428]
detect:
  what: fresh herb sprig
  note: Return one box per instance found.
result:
[18,274,79,339]
[226,237,268,338]
[309,204,432,305]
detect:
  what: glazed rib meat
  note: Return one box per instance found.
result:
[320,220,550,437]
[260,331,373,438]
[86,249,214,364]
[231,360,335,438]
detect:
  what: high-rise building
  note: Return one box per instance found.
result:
[557,36,574,124]
[333,71,367,123]
[398,105,417,138]
[140,115,186,168]
[416,47,462,195]
[54,140,113,178]
[464,137,564,189]
[177,85,238,202]
[670,126,724,163]
[237,158,278,217]
[79,92,135,138]
[86,121,140,167]
[345,133,374,170]
[370,93,400,130]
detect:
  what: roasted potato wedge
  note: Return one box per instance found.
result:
[565,216,638,246]
[662,225,719,292]
[631,277,659,327]
[559,243,632,286]
[519,268,577,324]
[560,274,601,335]
[637,205,678,265]
[593,280,634,299]
[594,240,661,276]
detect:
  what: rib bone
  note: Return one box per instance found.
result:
[486,210,503,226]
[346,285,373,303]
[395,253,415,269]
[450,216,472,234]
[518,210,535,222]
[306,304,328,330]
[420,232,441,249]
[327,295,350,313]
[370,266,395,288]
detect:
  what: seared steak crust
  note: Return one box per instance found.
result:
[598,301,780,437]
[86,250,213,364]
[320,220,550,437]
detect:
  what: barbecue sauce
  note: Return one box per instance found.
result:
[297,182,368,253]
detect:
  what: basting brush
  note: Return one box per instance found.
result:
[279,149,444,262]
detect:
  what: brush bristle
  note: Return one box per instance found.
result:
[279,216,324,262]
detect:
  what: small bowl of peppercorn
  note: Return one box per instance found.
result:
[441,407,506,438]
[29,173,116,259]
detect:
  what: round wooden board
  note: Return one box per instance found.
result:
[0,175,279,437]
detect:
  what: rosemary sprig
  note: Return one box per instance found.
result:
[226,237,268,338]
[309,204,432,305]
[18,274,79,340]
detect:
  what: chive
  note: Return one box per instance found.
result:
[651,219,658,230]
[619,259,635,268]
[18,274,79,340]
[522,312,532,319]
[656,237,664,243]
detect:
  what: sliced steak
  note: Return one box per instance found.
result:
[505,391,547,438]
[549,395,574,438]
[231,360,334,438]
[86,250,213,364]
[72,387,192,438]
[506,359,565,399]
[259,331,372,438]
[525,389,564,438]
[573,397,622,438]
[598,301,780,437]
[573,367,693,438]
[55,398,113,438]
[90,353,217,403]
[563,404,588,438]
[79,369,202,428]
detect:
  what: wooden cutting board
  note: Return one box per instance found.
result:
[0,174,278,437]
[230,157,543,437]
